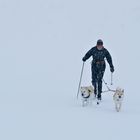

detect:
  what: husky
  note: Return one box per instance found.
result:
[80,85,95,107]
[113,87,124,112]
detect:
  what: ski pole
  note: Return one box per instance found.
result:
[111,72,113,85]
[77,62,85,99]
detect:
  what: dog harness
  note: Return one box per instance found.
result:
[82,93,90,99]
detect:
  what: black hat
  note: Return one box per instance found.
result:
[97,39,103,46]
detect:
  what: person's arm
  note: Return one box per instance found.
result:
[82,47,94,62]
[105,49,114,72]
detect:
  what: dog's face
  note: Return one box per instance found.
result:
[80,87,90,98]
[114,87,124,101]
[80,86,94,98]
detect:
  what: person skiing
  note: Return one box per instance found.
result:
[82,39,114,101]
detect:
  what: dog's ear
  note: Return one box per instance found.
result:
[122,89,124,93]
[89,85,94,92]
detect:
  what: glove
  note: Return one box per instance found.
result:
[110,66,114,73]
[82,57,86,62]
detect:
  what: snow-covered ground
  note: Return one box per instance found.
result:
[0,0,140,140]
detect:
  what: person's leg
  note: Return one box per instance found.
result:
[91,64,97,96]
[92,79,97,96]
[97,79,102,100]
[97,71,104,100]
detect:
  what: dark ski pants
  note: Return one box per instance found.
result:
[91,65,105,98]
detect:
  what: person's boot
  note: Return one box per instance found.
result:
[97,93,102,100]
[97,93,102,105]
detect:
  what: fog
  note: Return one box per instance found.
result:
[0,0,140,140]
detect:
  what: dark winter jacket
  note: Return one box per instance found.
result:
[83,46,114,72]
